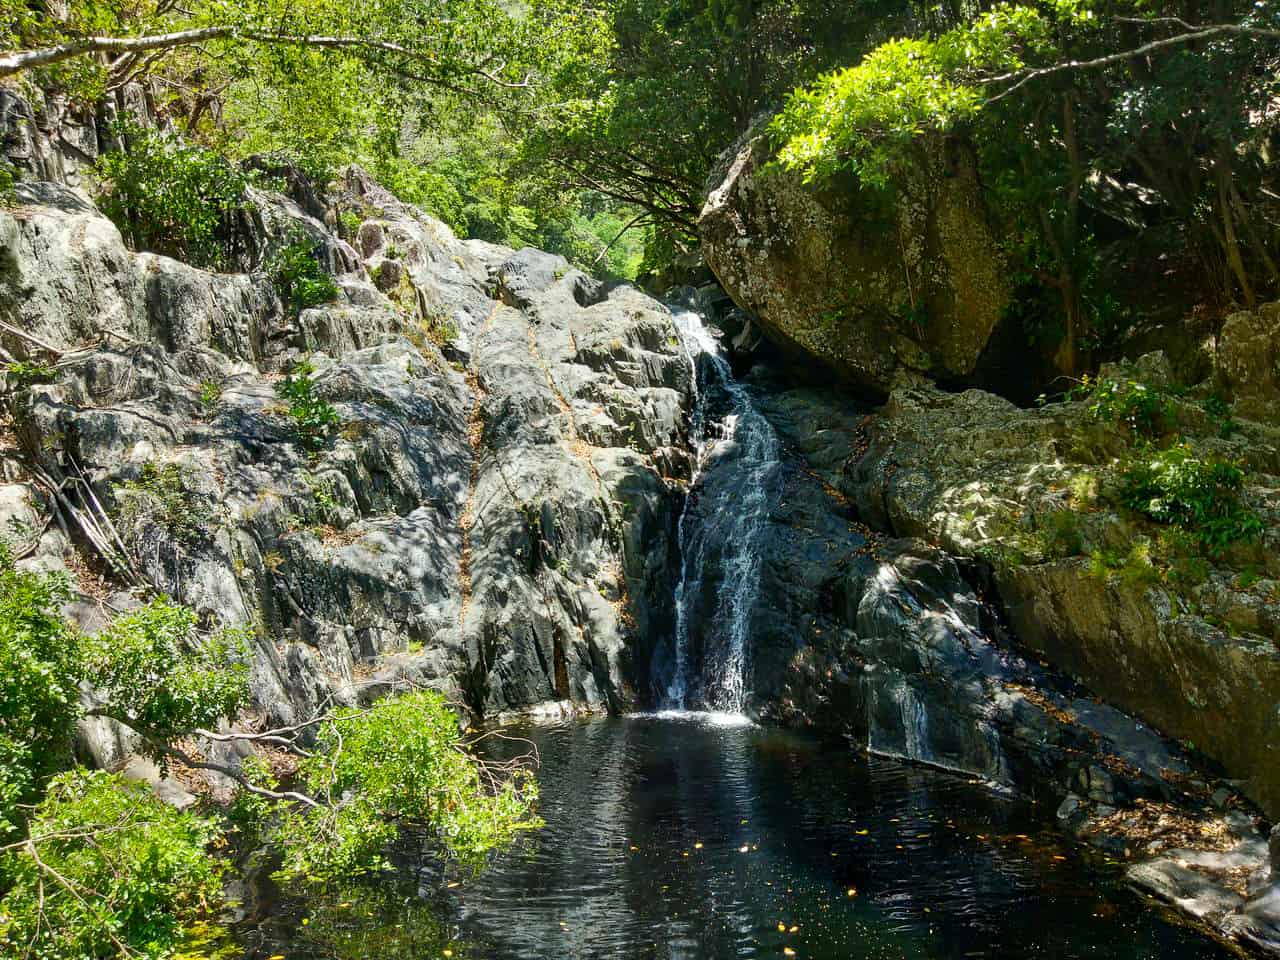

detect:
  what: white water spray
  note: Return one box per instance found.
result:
[664,304,780,714]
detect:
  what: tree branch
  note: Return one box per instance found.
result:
[0,27,533,88]
[982,22,1280,104]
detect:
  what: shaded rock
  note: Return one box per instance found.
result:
[699,131,1009,395]
[843,375,1280,818]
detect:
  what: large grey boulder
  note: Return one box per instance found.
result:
[699,132,1010,395]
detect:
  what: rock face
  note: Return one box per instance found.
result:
[699,132,1009,395]
[0,173,693,734]
[842,372,1280,820]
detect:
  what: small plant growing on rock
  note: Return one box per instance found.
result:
[2,360,56,391]
[0,162,16,206]
[276,360,340,451]
[115,461,216,550]
[1067,375,1174,439]
[268,236,339,316]
[1117,445,1263,557]
[1201,394,1239,439]
[198,379,224,413]
[338,210,363,240]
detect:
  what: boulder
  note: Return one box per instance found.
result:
[1216,302,1280,421]
[699,131,1009,395]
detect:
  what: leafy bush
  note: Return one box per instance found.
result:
[268,237,340,316]
[82,599,250,757]
[1201,394,1240,439]
[276,360,341,451]
[272,690,541,881]
[115,461,217,549]
[1118,445,1264,556]
[1088,540,1160,587]
[0,770,223,960]
[2,360,55,390]
[96,123,255,271]
[0,162,15,205]
[0,545,80,834]
[1069,375,1174,438]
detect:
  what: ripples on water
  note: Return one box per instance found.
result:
[447,715,1226,960]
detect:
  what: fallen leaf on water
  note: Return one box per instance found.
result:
[789,925,799,933]
[846,888,857,897]
[777,922,787,932]
[694,842,703,849]
[739,845,750,853]
[855,829,869,836]
[784,949,797,957]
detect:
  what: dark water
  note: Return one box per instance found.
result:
[444,714,1227,960]
[246,713,1231,959]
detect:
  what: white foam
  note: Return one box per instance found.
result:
[630,709,755,728]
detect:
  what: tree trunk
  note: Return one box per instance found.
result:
[1216,147,1256,307]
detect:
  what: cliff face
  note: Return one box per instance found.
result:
[699,132,1010,395]
[0,169,694,745]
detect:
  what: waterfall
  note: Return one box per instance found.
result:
[663,301,781,714]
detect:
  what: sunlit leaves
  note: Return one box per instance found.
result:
[82,599,251,755]
[0,771,223,960]
[270,691,541,883]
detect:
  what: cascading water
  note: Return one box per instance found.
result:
[663,301,782,714]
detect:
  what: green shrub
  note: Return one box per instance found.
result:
[198,380,224,413]
[96,123,255,271]
[0,770,223,960]
[2,360,56,390]
[1201,394,1240,439]
[0,545,80,835]
[0,163,15,205]
[82,599,250,757]
[1069,375,1174,439]
[268,237,340,316]
[115,461,217,549]
[1118,444,1264,556]
[338,210,364,240]
[1039,507,1084,557]
[276,360,341,451]
[1088,540,1160,587]
[272,690,541,882]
